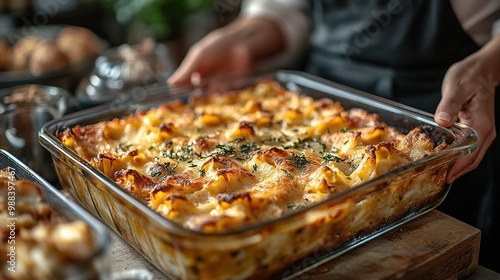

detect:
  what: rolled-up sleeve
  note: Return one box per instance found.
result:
[241,0,311,69]
[493,19,500,37]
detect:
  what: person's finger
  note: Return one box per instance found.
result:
[191,45,254,94]
[190,72,202,86]
[168,45,205,86]
[168,43,253,87]
[445,87,496,183]
[434,65,468,127]
[168,63,196,86]
[447,125,494,183]
[448,150,479,184]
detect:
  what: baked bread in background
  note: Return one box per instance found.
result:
[1,26,102,76]
[0,40,11,71]
[11,36,42,71]
[56,26,101,64]
[29,40,71,76]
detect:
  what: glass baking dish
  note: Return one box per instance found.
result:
[0,149,111,279]
[39,70,478,280]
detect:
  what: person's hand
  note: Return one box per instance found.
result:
[168,17,284,87]
[167,32,253,86]
[435,35,500,184]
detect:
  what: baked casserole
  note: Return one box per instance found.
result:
[0,169,100,279]
[53,79,457,279]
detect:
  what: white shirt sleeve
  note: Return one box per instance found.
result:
[493,19,500,37]
[240,0,311,70]
[451,0,500,45]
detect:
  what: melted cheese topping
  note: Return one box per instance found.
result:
[58,80,446,233]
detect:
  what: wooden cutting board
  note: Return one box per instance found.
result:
[294,210,480,279]
[109,210,480,280]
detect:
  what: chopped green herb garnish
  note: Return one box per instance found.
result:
[198,169,206,177]
[164,140,173,146]
[194,152,205,158]
[281,169,293,179]
[181,144,194,155]
[149,171,161,177]
[231,137,246,143]
[321,153,344,164]
[162,162,177,174]
[282,143,298,150]
[287,204,304,211]
[290,152,309,168]
[240,142,259,153]
[215,144,236,156]
[119,143,133,150]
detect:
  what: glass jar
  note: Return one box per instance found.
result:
[0,84,70,184]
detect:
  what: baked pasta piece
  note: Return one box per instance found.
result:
[58,80,447,233]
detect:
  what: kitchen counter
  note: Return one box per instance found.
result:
[108,210,498,279]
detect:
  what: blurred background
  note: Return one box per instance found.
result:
[0,0,240,47]
[0,0,241,95]
[0,0,240,182]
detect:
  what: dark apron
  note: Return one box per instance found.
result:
[303,0,497,268]
[304,0,479,112]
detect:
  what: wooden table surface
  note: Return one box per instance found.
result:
[109,210,481,280]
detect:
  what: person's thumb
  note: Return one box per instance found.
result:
[167,62,194,86]
[167,46,205,86]
[434,71,464,127]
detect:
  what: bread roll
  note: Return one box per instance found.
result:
[11,36,41,71]
[56,26,101,64]
[29,40,70,76]
[0,40,12,71]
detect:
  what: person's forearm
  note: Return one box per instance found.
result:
[212,16,285,61]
